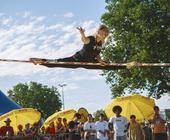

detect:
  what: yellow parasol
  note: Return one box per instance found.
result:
[105,94,155,122]
[0,108,41,133]
[78,107,89,123]
[43,109,76,128]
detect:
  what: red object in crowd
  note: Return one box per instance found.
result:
[0,126,14,136]
[45,126,56,135]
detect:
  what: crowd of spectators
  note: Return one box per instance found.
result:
[0,105,169,140]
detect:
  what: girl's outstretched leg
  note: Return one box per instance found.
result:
[56,56,76,62]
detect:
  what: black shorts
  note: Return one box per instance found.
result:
[57,53,97,63]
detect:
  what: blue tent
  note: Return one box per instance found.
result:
[0,90,21,115]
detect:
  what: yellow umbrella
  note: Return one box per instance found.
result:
[43,109,76,128]
[105,94,155,122]
[78,107,89,123]
[0,108,41,134]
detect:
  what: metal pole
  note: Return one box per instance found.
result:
[58,84,67,110]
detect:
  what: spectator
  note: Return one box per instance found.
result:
[0,118,14,137]
[142,120,152,140]
[151,106,167,140]
[63,118,69,140]
[68,113,81,140]
[166,115,170,140]
[108,122,114,140]
[31,122,39,136]
[24,123,32,136]
[128,115,144,140]
[40,126,46,135]
[40,126,50,140]
[63,118,69,133]
[45,122,56,135]
[56,117,64,134]
[109,105,128,140]
[95,113,109,140]
[17,124,24,136]
[84,114,96,140]
[79,122,85,140]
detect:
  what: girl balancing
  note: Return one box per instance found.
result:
[30,25,109,65]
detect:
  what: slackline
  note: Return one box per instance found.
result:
[0,58,170,70]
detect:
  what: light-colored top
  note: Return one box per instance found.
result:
[84,121,96,131]
[109,116,128,136]
[129,121,144,140]
[95,121,109,140]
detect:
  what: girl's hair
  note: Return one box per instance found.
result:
[98,24,109,34]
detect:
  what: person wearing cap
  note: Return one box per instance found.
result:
[151,106,167,140]
[109,105,128,140]
[95,113,109,140]
[0,118,14,137]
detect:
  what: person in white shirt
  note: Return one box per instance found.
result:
[95,113,109,140]
[84,114,96,140]
[109,105,128,140]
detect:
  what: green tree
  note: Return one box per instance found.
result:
[93,109,108,122]
[8,82,62,118]
[101,0,170,98]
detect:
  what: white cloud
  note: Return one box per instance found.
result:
[68,70,102,81]
[0,13,97,80]
[47,24,63,30]
[35,16,46,22]
[0,14,109,111]
[63,12,74,18]
[82,20,95,28]
[23,11,31,18]
[64,82,79,91]
[156,95,170,109]
[0,13,5,17]
[0,18,12,25]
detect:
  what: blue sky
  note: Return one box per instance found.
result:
[0,0,104,21]
[0,0,169,114]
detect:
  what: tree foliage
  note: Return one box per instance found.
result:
[93,109,108,122]
[8,82,62,118]
[101,0,170,98]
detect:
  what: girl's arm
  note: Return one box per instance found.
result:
[77,27,90,44]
